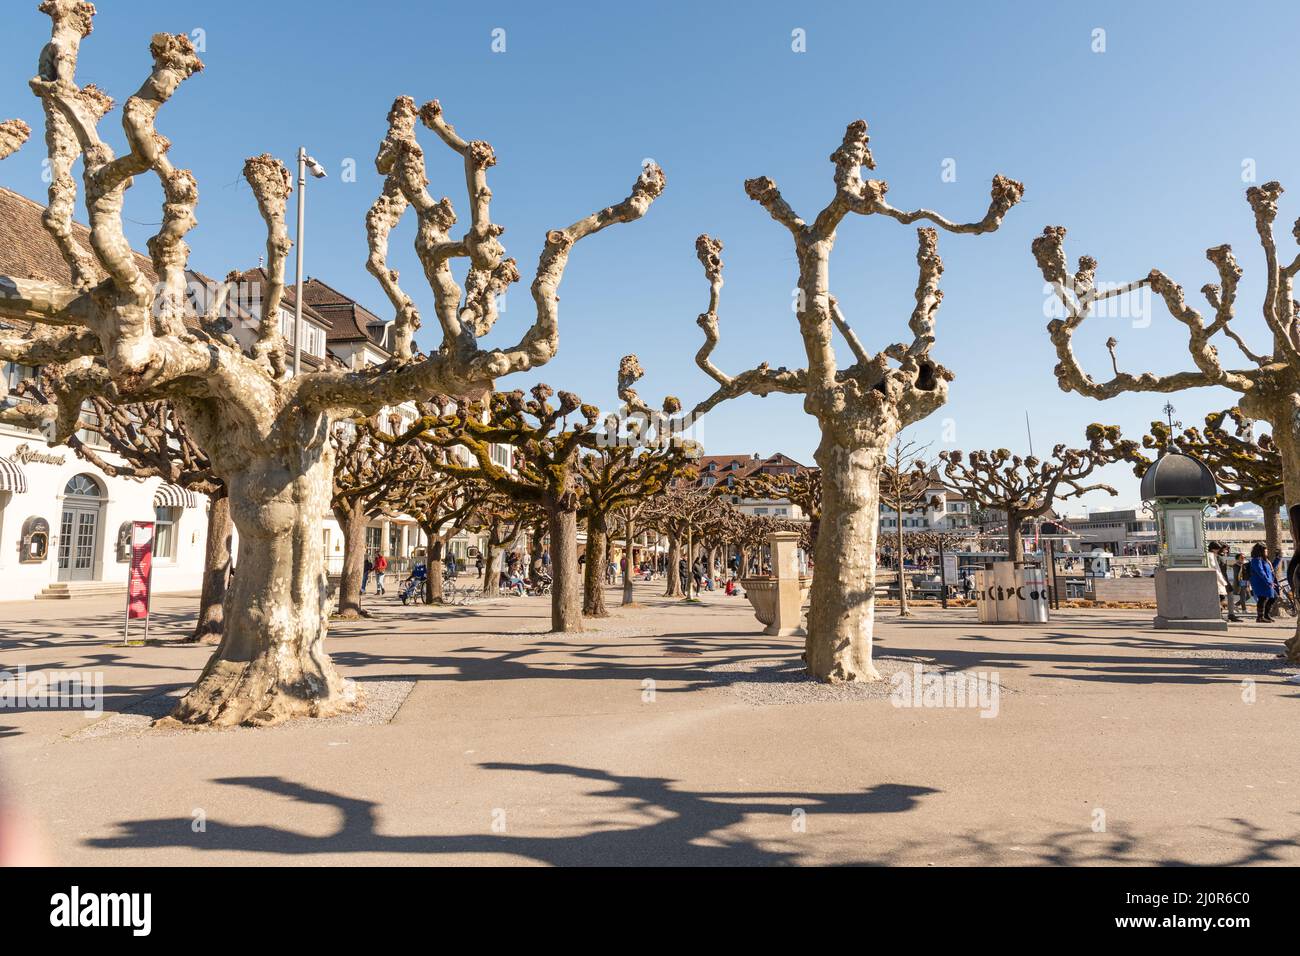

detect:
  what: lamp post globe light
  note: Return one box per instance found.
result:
[292,147,328,377]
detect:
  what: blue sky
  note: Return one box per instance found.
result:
[3,0,1298,511]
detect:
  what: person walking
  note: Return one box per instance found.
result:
[374,552,389,596]
[1249,543,1277,623]
[475,553,484,577]
[362,553,373,595]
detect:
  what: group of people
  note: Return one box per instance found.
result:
[360,552,390,595]
[496,548,552,597]
[1210,542,1291,623]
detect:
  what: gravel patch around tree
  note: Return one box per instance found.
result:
[1160,647,1300,675]
[709,654,1013,706]
[68,678,414,740]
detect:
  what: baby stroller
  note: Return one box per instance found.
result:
[400,562,428,605]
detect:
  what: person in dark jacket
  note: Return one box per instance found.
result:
[1249,543,1277,623]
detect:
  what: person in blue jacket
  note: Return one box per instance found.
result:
[1249,543,1277,623]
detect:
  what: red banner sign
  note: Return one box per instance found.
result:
[126,521,155,621]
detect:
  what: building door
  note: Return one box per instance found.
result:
[57,474,103,582]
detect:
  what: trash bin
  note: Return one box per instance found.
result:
[973,562,1050,624]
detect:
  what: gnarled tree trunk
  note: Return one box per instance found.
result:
[622,520,636,606]
[1006,508,1025,563]
[805,437,884,682]
[426,535,445,604]
[189,491,232,643]
[548,503,582,631]
[481,540,497,596]
[1263,502,1283,560]
[168,448,356,727]
[583,518,609,617]
[1260,401,1300,661]
[333,500,369,619]
[664,534,682,597]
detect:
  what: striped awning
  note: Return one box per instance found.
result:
[0,456,26,494]
[153,483,198,508]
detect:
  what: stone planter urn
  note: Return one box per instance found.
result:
[739,530,810,636]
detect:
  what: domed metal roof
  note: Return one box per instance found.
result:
[1139,452,1217,501]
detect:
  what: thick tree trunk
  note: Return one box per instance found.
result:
[481,540,497,596]
[529,526,546,581]
[622,520,635,605]
[805,437,884,682]
[1006,509,1025,563]
[664,534,682,597]
[1259,399,1300,661]
[583,519,609,617]
[333,501,370,619]
[426,535,445,604]
[188,492,232,643]
[1263,502,1282,559]
[548,504,582,631]
[167,451,356,727]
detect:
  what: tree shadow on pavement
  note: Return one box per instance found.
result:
[84,766,940,866]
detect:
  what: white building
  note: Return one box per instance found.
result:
[0,425,208,600]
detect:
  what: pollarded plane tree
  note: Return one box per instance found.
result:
[0,2,663,725]
[1090,412,1285,556]
[937,445,1117,563]
[388,385,603,631]
[577,442,691,617]
[1032,181,1300,659]
[621,122,1022,680]
[14,380,229,642]
[878,435,936,618]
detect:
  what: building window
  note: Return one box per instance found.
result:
[278,311,326,358]
[2,362,42,435]
[154,506,180,559]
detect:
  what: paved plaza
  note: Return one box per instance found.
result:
[1,585,1297,866]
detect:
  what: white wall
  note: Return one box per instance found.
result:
[0,430,210,600]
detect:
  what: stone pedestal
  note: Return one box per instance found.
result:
[740,530,808,636]
[1153,566,1227,631]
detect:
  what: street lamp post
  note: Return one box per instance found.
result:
[292,147,327,377]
